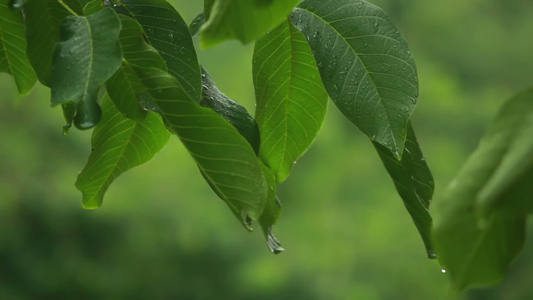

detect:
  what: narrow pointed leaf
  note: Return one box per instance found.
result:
[199,0,300,48]
[200,67,260,154]
[113,0,202,100]
[433,88,533,290]
[189,12,205,37]
[76,95,170,208]
[374,122,434,258]
[0,1,37,94]
[133,66,268,223]
[253,18,328,183]
[106,15,168,120]
[258,162,284,254]
[50,7,122,129]
[291,0,419,156]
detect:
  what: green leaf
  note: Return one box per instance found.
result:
[189,12,205,37]
[114,0,202,100]
[253,18,328,183]
[199,0,300,48]
[258,162,284,254]
[200,67,260,155]
[0,1,37,94]
[204,0,214,20]
[83,0,104,15]
[106,15,168,121]
[133,66,269,225]
[374,122,435,258]
[433,88,533,290]
[50,7,122,129]
[291,0,419,157]
[76,94,170,208]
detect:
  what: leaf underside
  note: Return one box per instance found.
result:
[253,18,328,183]
[0,1,37,93]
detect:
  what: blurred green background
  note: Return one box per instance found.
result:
[1,0,532,299]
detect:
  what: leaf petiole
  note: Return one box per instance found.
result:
[57,0,78,16]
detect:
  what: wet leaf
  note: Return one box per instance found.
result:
[258,162,284,254]
[253,18,327,183]
[374,122,435,258]
[291,0,419,157]
[0,1,37,93]
[50,7,122,129]
[76,95,170,208]
[113,0,202,100]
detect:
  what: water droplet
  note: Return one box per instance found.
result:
[370,134,376,141]
[266,226,285,254]
[441,269,447,273]
[179,47,185,54]
[241,210,253,232]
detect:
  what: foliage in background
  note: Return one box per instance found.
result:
[0,0,532,295]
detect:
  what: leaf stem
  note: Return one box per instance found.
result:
[57,0,78,16]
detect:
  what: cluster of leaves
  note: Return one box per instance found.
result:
[1,0,531,292]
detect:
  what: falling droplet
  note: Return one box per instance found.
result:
[266,226,285,254]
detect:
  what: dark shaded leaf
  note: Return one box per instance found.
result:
[200,67,260,154]
[76,94,170,208]
[114,0,202,100]
[374,122,435,258]
[50,7,122,129]
[189,12,205,37]
[133,66,269,225]
[253,18,327,183]
[0,1,37,93]
[433,88,533,290]
[291,0,419,157]
[258,162,284,254]
[199,0,300,48]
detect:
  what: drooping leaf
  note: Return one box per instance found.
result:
[291,0,419,157]
[76,94,170,208]
[0,1,37,94]
[200,67,260,154]
[106,15,168,121]
[189,12,205,37]
[374,122,435,258]
[258,162,284,254]
[433,88,533,290]
[199,0,300,48]
[113,0,202,100]
[133,66,269,225]
[253,18,328,183]
[50,7,122,129]
[24,0,77,86]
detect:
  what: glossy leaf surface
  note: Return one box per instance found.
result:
[133,66,269,223]
[50,7,122,129]
[200,68,260,154]
[106,15,168,120]
[24,0,82,86]
[433,88,533,290]
[76,95,170,208]
[0,1,37,93]
[200,0,300,48]
[114,0,202,100]
[374,122,434,257]
[291,0,419,157]
[253,18,327,183]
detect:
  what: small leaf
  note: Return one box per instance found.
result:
[189,12,205,37]
[253,18,328,183]
[199,0,300,48]
[200,67,260,154]
[433,88,533,290]
[258,162,284,254]
[133,66,269,224]
[83,0,104,15]
[374,122,435,258]
[113,0,202,100]
[0,1,37,94]
[50,7,122,129]
[291,0,419,157]
[76,94,170,208]
[106,15,168,120]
